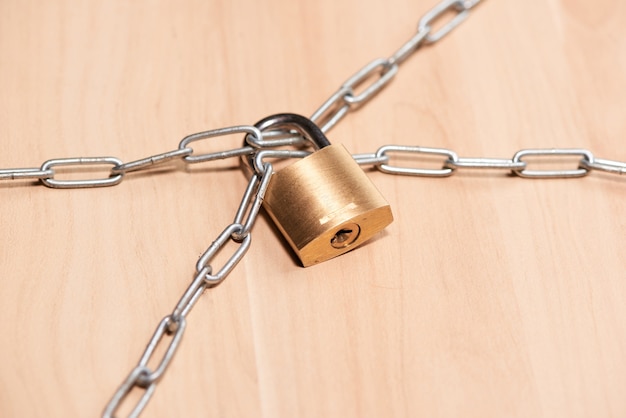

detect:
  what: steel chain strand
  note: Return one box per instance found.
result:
[102,166,271,417]
[0,124,263,187]
[359,146,626,179]
[311,0,483,134]
[3,144,622,186]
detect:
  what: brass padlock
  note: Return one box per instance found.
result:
[251,113,393,267]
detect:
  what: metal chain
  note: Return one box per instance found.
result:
[311,0,482,133]
[354,146,626,178]
[101,165,271,418]
[1,0,624,416]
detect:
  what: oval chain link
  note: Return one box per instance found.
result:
[0,0,623,417]
[40,157,124,188]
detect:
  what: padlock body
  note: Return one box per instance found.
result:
[263,144,393,266]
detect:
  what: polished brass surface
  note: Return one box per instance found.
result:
[263,144,393,267]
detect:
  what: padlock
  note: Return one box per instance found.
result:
[249,113,393,267]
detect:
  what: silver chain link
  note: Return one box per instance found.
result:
[1,0,624,416]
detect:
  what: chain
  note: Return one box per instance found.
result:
[354,146,626,178]
[1,0,624,417]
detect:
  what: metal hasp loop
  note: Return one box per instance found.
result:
[253,113,331,150]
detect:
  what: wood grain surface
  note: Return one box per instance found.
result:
[1,0,625,417]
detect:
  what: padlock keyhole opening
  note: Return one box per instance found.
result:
[330,223,361,249]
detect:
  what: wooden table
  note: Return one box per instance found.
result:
[1,0,624,417]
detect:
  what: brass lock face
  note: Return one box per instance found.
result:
[252,113,393,267]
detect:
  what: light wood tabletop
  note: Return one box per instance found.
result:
[1,0,625,417]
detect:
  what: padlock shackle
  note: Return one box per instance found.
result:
[253,113,331,150]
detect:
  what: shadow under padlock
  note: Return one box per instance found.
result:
[243,113,393,267]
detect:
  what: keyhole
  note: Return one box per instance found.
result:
[330,223,361,249]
